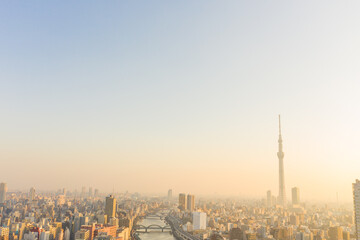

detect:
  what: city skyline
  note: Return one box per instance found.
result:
[1,1,360,202]
[1,2,360,240]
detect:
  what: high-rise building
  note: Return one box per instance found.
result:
[0,183,7,204]
[94,189,99,197]
[105,195,116,219]
[187,194,195,211]
[353,179,360,240]
[29,187,36,201]
[267,190,272,208]
[167,189,172,200]
[88,187,93,198]
[292,187,300,205]
[277,115,286,207]
[328,226,343,240]
[179,193,187,211]
[193,212,207,230]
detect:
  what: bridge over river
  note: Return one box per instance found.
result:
[134,224,171,233]
[135,213,176,240]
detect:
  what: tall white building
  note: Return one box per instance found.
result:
[353,179,360,240]
[0,183,7,204]
[193,212,207,230]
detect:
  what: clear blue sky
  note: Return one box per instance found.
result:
[1,1,360,202]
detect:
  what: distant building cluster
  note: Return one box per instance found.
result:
[0,185,155,240]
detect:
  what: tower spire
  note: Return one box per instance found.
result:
[278,115,283,152]
[279,114,281,135]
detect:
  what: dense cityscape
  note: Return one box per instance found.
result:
[1,2,359,240]
[0,116,358,240]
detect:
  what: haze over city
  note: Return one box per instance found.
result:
[1,1,360,202]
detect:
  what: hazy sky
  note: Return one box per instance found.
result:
[1,1,360,202]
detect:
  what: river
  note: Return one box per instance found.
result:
[137,215,177,240]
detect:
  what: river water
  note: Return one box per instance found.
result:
[137,216,176,240]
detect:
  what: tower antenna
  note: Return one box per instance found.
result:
[279,114,281,135]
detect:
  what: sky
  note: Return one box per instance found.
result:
[1,1,360,202]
